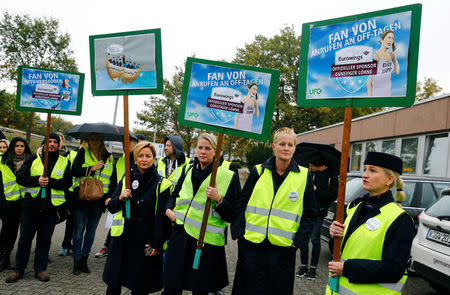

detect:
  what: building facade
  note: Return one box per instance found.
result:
[296,94,450,178]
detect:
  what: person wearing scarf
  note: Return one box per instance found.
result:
[0,137,32,272]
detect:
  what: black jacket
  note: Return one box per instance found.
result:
[17,151,72,212]
[311,168,338,217]
[231,156,316,248]
[103,164,170,293]
[341,191,415,283]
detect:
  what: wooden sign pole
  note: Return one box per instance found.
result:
[330,106,352,292]
[193,133,224,270]
[41,113,52,199]
[123,94,131,218]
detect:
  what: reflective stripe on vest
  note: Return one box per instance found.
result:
[72,147,113,193]
[173,166,233,246]
[0,163,21,201]
[324,202,408,295]
[28,155,68,206]
[244,164,308,247]
[111,176,173,237]
[157,157,191,185]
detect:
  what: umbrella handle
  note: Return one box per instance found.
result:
[125,200,130,219]
[41,187,46,199]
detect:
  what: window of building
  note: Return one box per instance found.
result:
[401,138,418,174]
[423,133,449,176]
[366,141,377,152]
[351,143,362,172]
[382,140,396,154]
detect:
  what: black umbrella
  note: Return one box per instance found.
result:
[294,141,342,175]
[66,123,138,142]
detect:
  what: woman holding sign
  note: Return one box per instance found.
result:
[234,83,259,132]
[368,30,400,97]
[163,133,240,295]
[231,127,315,295]
[326,152,414,295]
[103,141,173,295]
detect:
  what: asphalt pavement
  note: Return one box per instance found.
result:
[0,214,441,294]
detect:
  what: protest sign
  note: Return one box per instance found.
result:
[297,4,421,107]
[89,28,163,96]
[16,66,84,115]
[179,58,280,141]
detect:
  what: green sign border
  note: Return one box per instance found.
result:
[89,28,163,96]
[16,65,85,115]
[297,4,422,107]
[178,57,280,142]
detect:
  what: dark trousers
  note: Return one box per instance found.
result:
[162,288,208,295]
[61,210,73,250]
[106,285,155,295]
[13,208,56,274]
[299,216,324,267]
[0,201,21,251]
[104,229,111,247]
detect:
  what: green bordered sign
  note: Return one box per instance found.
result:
[179,58,280,141]
[16,66,84,115]
[297,4,422,107]
[89,28,163,96]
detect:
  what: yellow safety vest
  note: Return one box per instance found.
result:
[157,157,191,185]
[325,202,408,295]
[115,155,125,185]
[0,158,21,201]
[221,160,231,170]
[244,164,308,247]
[24,155,68,206]
[173,166,234,246]
[111,177,173,237]
[67,150,77,192]
[72,147,113,193]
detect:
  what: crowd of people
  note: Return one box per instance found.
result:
[0,127,415,295]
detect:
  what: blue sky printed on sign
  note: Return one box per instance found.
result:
[20,68,80,112]
[185,63,272,134]
[307,11,411,99]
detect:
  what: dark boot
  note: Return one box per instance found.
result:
[80,256,90,273]
[73,260,81,275]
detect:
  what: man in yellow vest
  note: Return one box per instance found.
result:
[157,136,191,185]
[6,133,72,283]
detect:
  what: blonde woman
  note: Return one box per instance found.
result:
[327,152,414,295]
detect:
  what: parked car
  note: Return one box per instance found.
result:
[321,173,450,243]
[410,189,450,293]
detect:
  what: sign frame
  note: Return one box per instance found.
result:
[89,28,163,96]
[178,57,280,142]
[297,4,422,107]
[16,65,85,115]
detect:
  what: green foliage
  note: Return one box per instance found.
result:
[246,142,273,169]
[0,90,32,130]
[136,66,199,156]
[0,12,78,82]
[416,77,443,101]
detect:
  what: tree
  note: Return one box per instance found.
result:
[416,77,443,101]
[0,12,78,141]
[136,67,199,156]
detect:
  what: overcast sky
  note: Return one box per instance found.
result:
[2,0,448,131]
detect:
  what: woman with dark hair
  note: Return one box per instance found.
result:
[103,141,173,295]
[71,133,116,275]
[234,83,260,132]
[326,152,414,295]
[368,30,400,97]
[0,137,31,272]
